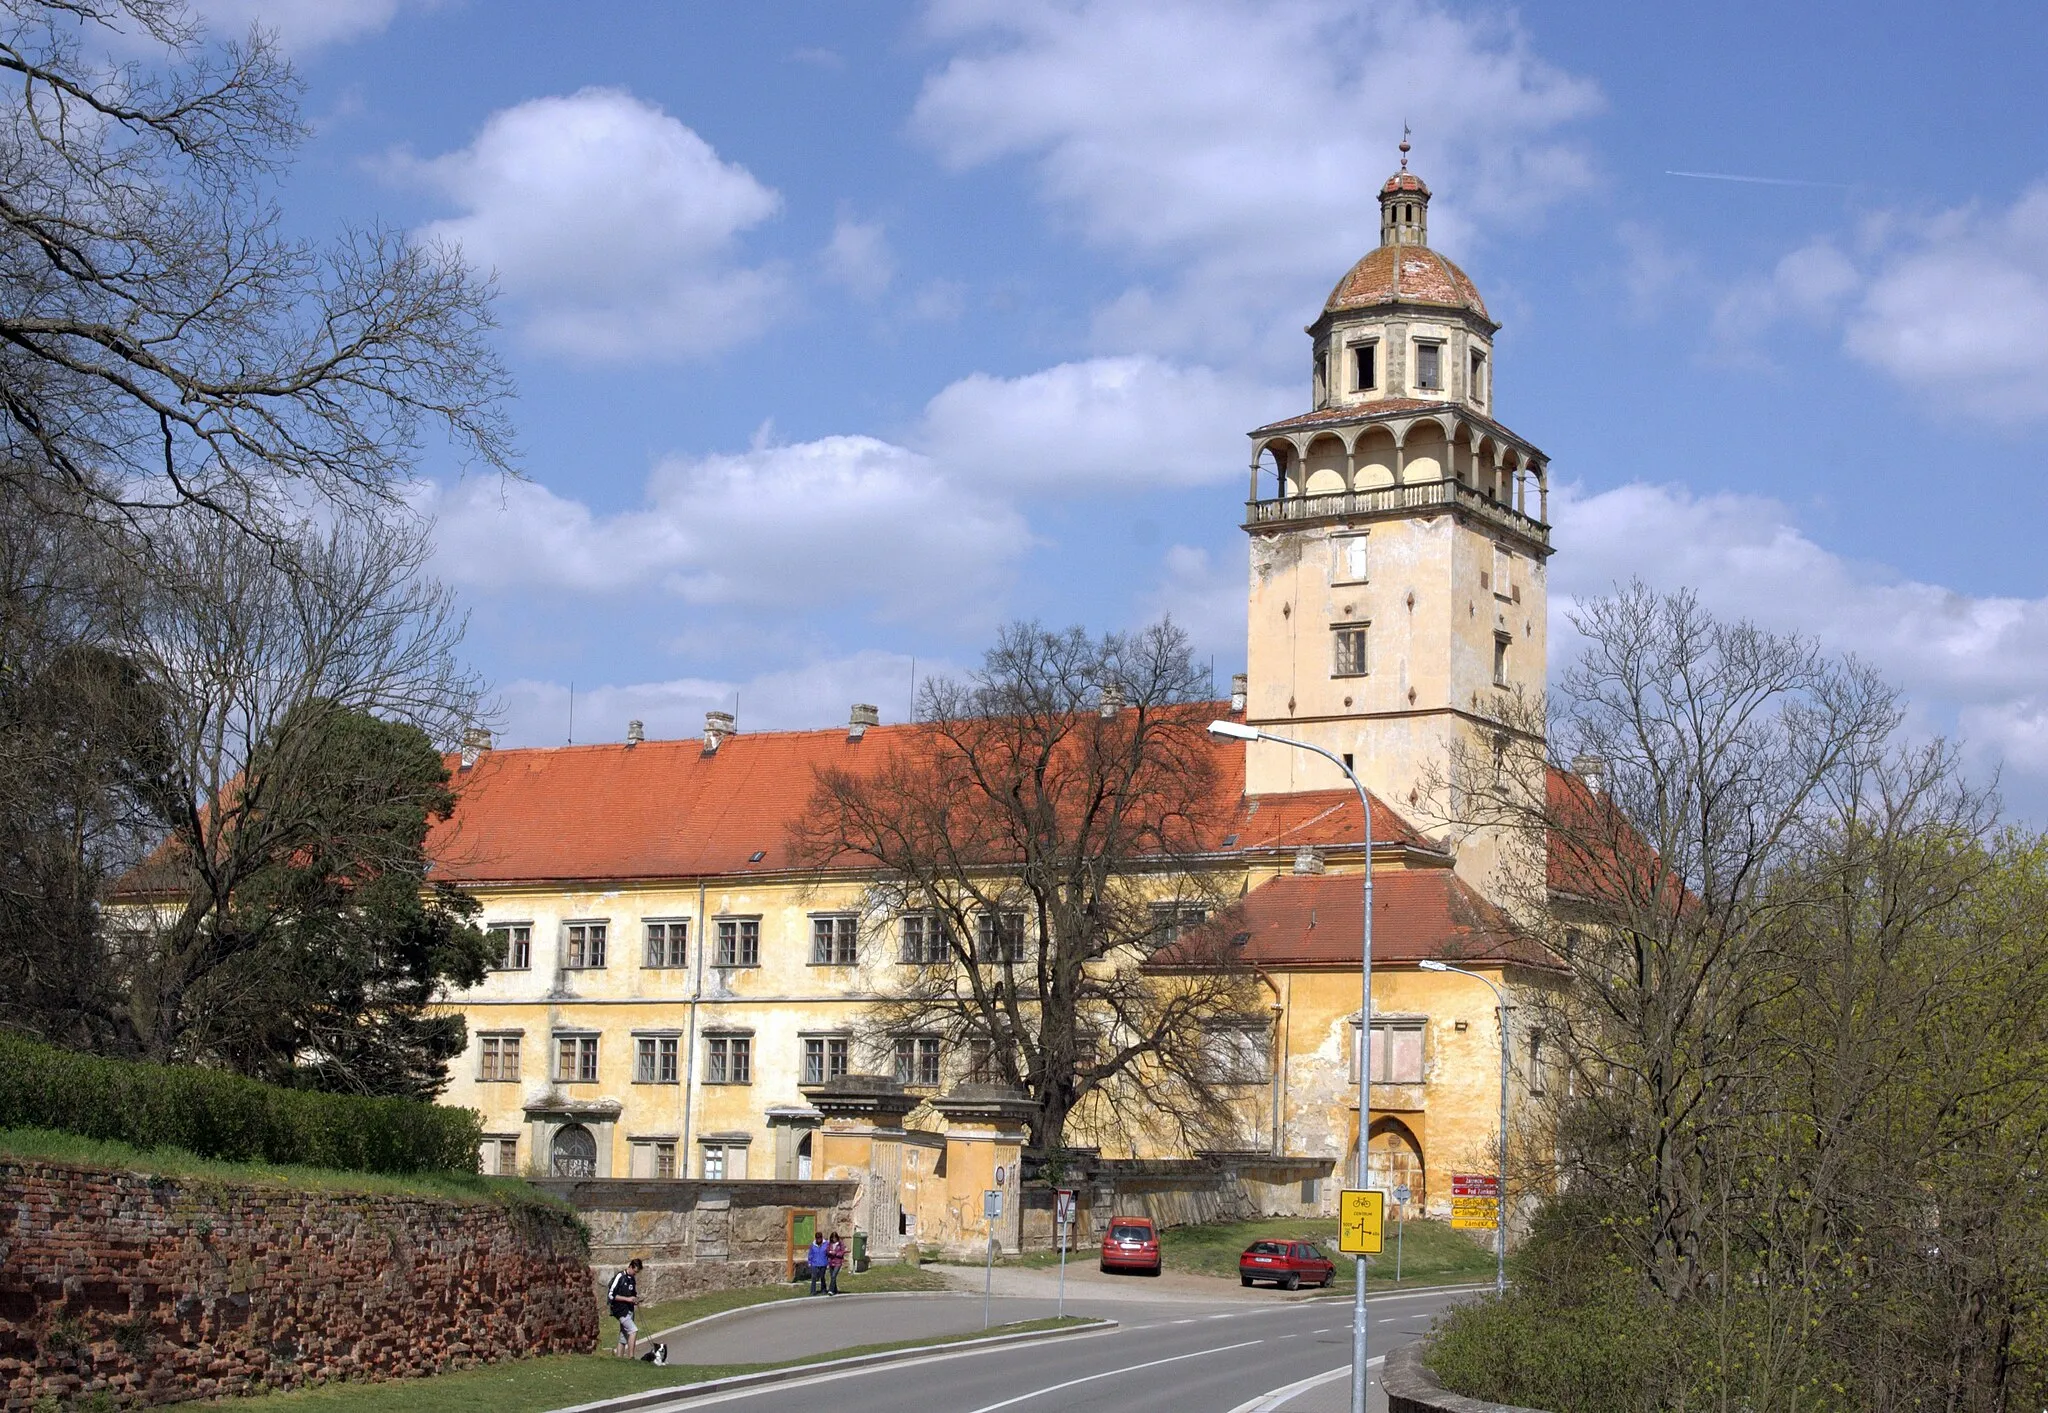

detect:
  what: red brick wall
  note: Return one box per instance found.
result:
[0,1160,596,1410]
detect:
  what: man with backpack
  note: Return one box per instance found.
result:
[608,1259,643,1357]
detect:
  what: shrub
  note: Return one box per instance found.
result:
[0,1032,481,1174]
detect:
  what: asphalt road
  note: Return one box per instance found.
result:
[634,1284,1470,1413]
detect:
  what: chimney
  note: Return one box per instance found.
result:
[1229,673,1248,714]
[1293,846,1325,876]
[1572,753,1607,797]
[848,703,879,741]
[459,726,492,771]
[704,710,736,753]
[626,720,644,747]
[1098,683,1125,719]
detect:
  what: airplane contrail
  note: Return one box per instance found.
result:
[1666,169,1849,189]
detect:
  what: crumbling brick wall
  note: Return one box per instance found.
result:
[0,1160,595,1410]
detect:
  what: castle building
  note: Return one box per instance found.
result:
[426,153,1563,1254]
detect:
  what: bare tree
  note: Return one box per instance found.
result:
[111,508,484,1063]
[790,619,1265,1152]
[0,0,511,530]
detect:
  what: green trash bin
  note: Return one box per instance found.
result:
[851,1230,868,1274]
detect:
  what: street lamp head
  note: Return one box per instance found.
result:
[1206,719,1261,742]
[1418,959,1450,972]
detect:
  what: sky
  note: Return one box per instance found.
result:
[190,0,2048,818]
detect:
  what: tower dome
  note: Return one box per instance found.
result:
[1323,142,1489,321]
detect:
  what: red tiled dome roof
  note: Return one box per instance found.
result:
[1381,171,1430,196]
[1324,243,1488,320]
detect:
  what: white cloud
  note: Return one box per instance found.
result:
[913,0,1599,357]
[822,216,895,300]
[1550,480,2048,812]
[194,0,409,49]
[1143,543,1247,672]
[429,435,1028,629]
[403,89,788,359]
[494,649,956,748]
[1844,185,2048,419]
[916,355,1290,491]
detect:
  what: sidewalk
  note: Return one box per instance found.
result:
[1237,1363,1388,1413]
[652,1291,1086,1365]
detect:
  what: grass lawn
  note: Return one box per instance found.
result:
[1162,1214,1499,1290]
[0,1127,562,1211]
[602,1262,950,1346]
[213,1316,1096,1413]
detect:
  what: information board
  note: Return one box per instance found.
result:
[1450,1173,1500,1230]
[1338,1188,1385,1254]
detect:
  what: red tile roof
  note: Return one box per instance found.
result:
[425,709,1430,886]
[1324,243,1488,321]
[1209,870,1557,970]
[1381,171,1430,196]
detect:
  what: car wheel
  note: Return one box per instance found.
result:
[1320,1274,1334,1288]
[1099,1261,1110,1273]
[1241,1274,1254,1287]
[1148,1264,1161,1277]
[1283,1272,1300,1291]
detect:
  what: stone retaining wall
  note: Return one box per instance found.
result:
[1382,1340,1554,1413]
[0,1159,594,1410]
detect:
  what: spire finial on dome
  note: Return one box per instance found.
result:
[1399,123,1411,171]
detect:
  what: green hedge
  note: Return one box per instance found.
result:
[0,1032,483,1175]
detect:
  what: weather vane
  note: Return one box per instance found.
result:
[1399,122,1411,171]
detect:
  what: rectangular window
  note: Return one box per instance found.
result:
[643,920,688,968]
[564,921,607,970]
[967,1037,999,1083]
[553,1033,599,1084]
[705,1034,752,1084]
[1354,1021,1426,1084]
[1333,625,1369,677]
[700,1143,748,1180]
[894,1035,943,1087]
[701,1145,724,1181]
[1527,1031,1546,1095]
[478,1032,521,1082]
[1206,1024,1271,1083]
[715,917,761,967]
[482,1136,519,1175]
[1470,348,1487,401]
[1353,342,1377,391]
[1415,341,1442,391]
[802,1035,852,1086]
[634,1035,680,1084]
[1493,545,1513,599]
[1331,533,1369,585]
[630,1140,678,1179]
[489,923,531,970]
[1494,634,1511,687]
[899,913,953,964]
[810,915,858,966]
[1149,903,1208,949]
[976,911,1026,963]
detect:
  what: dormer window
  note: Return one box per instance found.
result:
[1415,342,1442,392]
[1353,343,1377,392]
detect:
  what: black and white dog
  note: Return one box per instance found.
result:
[638,1342,668,1366]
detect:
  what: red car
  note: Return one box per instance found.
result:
[1099,1216,1161,1275]
[1239,1238,1336,1290]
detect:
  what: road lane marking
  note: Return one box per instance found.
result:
[959,1339,1263,1412]
[1223,1356,1384,1413]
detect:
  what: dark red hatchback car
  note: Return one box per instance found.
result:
[1239,1238,1336,1290]
[1099,1216,1161,1275]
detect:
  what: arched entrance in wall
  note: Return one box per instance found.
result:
[1367,1118,1425,1216]
[550,1123,597,1177]
[796,1131,813,1180]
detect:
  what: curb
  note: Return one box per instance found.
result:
[1224,1357,1381,1413]
[644,1288,980,1342]
[553,1317,1118,1413]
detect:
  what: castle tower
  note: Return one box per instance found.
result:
[1240,145,1551,902]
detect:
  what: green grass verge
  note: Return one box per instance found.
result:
[968,1214,1499,1290]
[603,1262,951,1347]
[0,1127,569,1214]
[213,1316,1097,1413]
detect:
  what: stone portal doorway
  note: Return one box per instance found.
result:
[551,1123,597,1177]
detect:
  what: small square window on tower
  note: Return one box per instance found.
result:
[1415,341,1442,391]
[1333,624,1370,678]
[1353,342,1377,392]
[1332,533,1369,585]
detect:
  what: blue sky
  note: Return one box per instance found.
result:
[208,0,2048,816]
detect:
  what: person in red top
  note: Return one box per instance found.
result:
[825,1231,848,1296]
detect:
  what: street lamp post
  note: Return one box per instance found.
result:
[1419,958,1510,1297]
[1208,718,1372,1413]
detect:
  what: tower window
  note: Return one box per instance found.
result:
[1354,343,1376,391]
[1494,633,1511,687]
[1333,625,1370,678]
[1332,533,1369,585]
[1415,342,1442,391]
[1470,349,1487,402]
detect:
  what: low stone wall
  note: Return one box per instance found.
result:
[1382,1340,1554,1413]
[530,1179,860,1303]
[0,1159,594,1411]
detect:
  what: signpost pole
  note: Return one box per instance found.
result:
[1054,1190,1074,1321]
[982,1189,1000,1329]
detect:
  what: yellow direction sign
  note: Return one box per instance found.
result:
[1338,1188,1385,1254]
[1450,1197,1499,1231]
